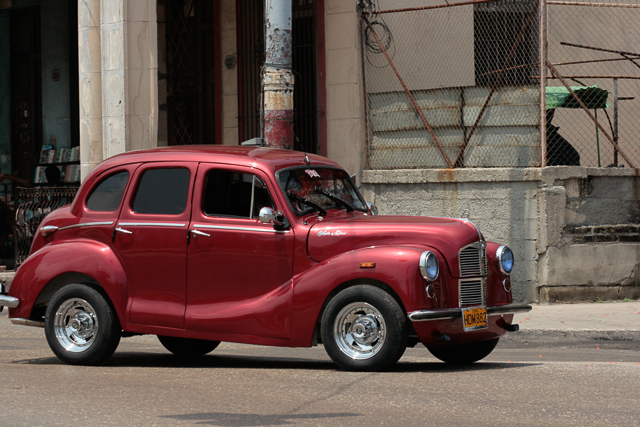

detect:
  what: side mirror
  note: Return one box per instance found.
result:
[259,207,285,226]
[366,202,378,215]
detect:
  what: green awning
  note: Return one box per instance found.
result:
[546,85,609,110]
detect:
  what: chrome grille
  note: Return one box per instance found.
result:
[459,278,485,307]
[458,242,487,277]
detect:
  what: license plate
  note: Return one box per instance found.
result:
[462,306,488,331]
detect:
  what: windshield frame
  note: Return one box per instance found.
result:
[275,166,368,216]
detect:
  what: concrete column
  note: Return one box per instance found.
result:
[221,0,239,145]
[83,0,158,168]
[78,0,103,178]
[324,1,367,176]
[100,0,127,159]
[263,0,294,149]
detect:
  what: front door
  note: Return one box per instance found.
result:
[185,164,295,339]
[114,162,197,329]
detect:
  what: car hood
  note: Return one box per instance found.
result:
[308,215,483,277]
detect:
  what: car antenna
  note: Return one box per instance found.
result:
[304,153,310,165]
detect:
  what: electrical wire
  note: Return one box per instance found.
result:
[359,0,396,67]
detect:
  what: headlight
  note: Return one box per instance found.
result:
[419,251,439,281]
[497,245,514,275]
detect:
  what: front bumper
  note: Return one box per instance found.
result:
[407,302,532,322]
[0,283,19,312]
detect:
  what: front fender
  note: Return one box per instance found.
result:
[290,245,444,344]
[8,240,128,324]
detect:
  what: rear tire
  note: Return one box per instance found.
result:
[321,285,408,371]
[44,284,121,365]
[427,338,499,364]
[157,336,220,357]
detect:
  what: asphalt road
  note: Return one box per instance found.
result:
[1,313,639,427]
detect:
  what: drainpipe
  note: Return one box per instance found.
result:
[263,0,294,150]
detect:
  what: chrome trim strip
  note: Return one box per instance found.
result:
[407,303,532,322]
[10,318,44,328]
[0,295,19,308]
[193,224,291,234]
[118,222,186,228]
[407,308,461,322]
[486,303,532,316]
[59,221,114,231]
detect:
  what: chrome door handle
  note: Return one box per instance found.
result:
[115,227,133,235]
[191,229,210,237]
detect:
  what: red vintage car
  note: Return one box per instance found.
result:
[0,146,530,371]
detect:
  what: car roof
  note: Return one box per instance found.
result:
[87,145,342,179]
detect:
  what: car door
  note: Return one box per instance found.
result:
[185,164,295,339]
[113,162,197,329]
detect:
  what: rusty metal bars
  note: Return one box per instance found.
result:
[14,187,79,266]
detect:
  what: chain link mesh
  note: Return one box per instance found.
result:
[547,0,640,168]
[362,0,640,169]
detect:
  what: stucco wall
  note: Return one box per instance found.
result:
[324,0,367,177]
[362,167,640,303]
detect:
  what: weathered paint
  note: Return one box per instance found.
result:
[265,0,293,66]
[263,0,294,149]
[264,109,294,150]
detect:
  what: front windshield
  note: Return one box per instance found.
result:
[277,167,367,215]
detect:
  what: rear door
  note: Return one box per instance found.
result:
[114,162,197,329]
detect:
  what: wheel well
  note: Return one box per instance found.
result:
[313,279,409,344]
[31,273,101,321]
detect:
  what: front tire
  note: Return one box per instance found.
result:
[44,284,121,365]
[427,338,499,364]
[321,285,408,371]
[157,336,220,357]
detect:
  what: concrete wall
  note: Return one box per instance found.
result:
[362,167,640,303]
[324,0,367,177]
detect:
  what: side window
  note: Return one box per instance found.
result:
[86,171,130,212]
[202,170,275,218]
[132,168,191,215]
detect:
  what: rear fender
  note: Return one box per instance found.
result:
[8,240,128,324]
[290,245,444,344]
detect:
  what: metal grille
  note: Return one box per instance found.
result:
[458,242,487,277]
[459,278,486,307]
[14,187,79,266]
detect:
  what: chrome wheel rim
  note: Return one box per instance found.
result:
[333,302,386,360]
[53,298,98,353]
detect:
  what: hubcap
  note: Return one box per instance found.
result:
[333,302,386,360]
[53,298,98,353]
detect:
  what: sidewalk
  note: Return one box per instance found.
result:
[503,301,640,350]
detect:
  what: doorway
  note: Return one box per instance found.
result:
[162,0,222,146]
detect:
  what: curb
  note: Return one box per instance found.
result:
[499,329,640,350]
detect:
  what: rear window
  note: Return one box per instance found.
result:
[132,168,191,215]
[86,171,130,212]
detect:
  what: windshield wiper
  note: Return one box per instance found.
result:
[287,192,327,216]
[314,187,354,212]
